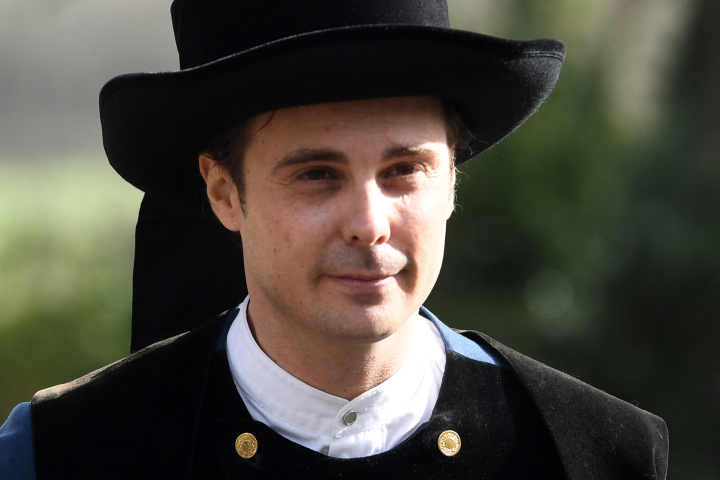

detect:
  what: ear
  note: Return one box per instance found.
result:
[446,164,457,220]
[199,154,243,231]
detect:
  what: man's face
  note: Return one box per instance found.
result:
[209,97,454,346]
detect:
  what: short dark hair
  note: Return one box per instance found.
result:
[202,99,472,204]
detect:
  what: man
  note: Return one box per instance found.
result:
[1,0,668,478]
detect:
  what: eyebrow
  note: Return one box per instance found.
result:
[381,145,437,162]
[273,149,348,174]
[272,144,437,173]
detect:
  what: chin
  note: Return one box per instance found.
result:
[320,301,409,345]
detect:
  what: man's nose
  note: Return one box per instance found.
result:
[341,181,391,247]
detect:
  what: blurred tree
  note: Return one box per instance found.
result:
[604,0,720,476]
[0,163,139,420]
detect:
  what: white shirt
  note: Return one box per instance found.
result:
[226,297,447,458]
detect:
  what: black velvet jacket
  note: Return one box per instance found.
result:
[30,311,668,479]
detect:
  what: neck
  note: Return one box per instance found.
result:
[245,299,418,400]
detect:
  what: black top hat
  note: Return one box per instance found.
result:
[101,0,565,206]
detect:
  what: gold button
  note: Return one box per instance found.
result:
[437,430,461,457]
[235,433,258,459]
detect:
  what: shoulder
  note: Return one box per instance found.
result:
[0,402,36,480]
[29,311,231,480]
[461,329,669,480]
[33,311,227,407]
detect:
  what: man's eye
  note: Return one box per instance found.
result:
[387,164,418,177]
[299,169,332,181]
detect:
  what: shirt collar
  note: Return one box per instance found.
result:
[226,297,445,439]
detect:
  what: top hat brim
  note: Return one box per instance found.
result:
[100,25,565,205]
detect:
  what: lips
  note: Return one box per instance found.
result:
[331,272,396,281]
[327,273,397,290]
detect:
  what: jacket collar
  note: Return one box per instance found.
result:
[456,330,668,479]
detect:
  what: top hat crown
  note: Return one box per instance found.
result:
[172,0,451,69]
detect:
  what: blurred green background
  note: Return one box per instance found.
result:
[1,0,719,478]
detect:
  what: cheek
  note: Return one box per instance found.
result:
[254,195,339,264]
[396,186,450,262]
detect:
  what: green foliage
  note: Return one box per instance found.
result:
[0,161,141,419]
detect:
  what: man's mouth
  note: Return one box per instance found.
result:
[326,273,397,289]
[315,245,409,290]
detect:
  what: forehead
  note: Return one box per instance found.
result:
[245,96,448,151]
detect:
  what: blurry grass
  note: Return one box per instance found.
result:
[0,158,142,420]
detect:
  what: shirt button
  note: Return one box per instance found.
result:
[343,410,358,425]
